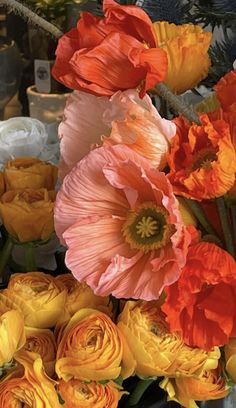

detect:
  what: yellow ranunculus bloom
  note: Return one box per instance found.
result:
[4,157,58,191]
[177,197,197,227]
[0,300,25,366]
[153,22,212,94]
[224,338,236,382]
[160,367,230,408]
[59,379,126,408]
[56,274,111,317]
[23,327,57,377]
[56,308,135,382]
[2,271,67,329]
[0,350,61,407]
[0,188,55,242]
[117,301,220,378]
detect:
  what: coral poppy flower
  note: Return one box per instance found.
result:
[162,242,236,350]
[152,22,212,94]
[52,0,167,97]
[167,114,236,200]
[55,145,190,300]
[58,89,175,179]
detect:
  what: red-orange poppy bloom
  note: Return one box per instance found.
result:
[167,114,236,200]
[52,0,167,98]
[214,69,236,109]
[162,242,236,350]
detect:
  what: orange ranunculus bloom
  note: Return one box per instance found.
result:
[167,114,236,200]
[152,22,212,94]
[160,366,230,408]
[58,379,126,408]
[52,0,167,98]
[162,242,236,350]
[0,350,61,408]
[56,308,135,382]
[56,274,111,317]
[0,189,55,242]
[4,157,58,191]
[23,327,57,377]
[3,271,67,329]
[224,338,236,382]
[0,300,25,366]
[118,300,220,379]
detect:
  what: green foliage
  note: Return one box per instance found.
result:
[134,0,193,23]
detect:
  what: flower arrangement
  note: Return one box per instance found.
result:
[0,0,236,407]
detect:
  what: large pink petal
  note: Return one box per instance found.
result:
[55,145,150,242]
[58,91,110,179]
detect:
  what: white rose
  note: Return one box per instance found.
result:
[0,117,59,169]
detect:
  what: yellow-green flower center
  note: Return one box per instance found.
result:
[191,147,217,171]
[122,202,174,253]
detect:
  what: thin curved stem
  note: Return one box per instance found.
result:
[155,83,202,125]
[1,0,63,38]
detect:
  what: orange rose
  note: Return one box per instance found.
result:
[23,327,56,377]
[4,157,58,191]
[0,189,55,242]
[56,308,135,382]
[153,22,212,94]
[118,300,219,379]
[56,274,111,317]
[167,114,236,200]
[224,338,236,382]
[58,379,126,408]
[0,350,61,407]
[160,367,230,408]
[3,271,67,329]
[0,300,25,366]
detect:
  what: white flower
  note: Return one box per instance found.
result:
[0,117,59,169]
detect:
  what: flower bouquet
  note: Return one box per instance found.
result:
[0,0,236,407]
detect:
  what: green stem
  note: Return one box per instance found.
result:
[125,379,154,407]
[184,198,219,237]
[216,197,235,258]
[155,83,202,125]
[0,236,14,280]
[24,244,37,272]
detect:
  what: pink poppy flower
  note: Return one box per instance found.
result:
[58,90,175,179]
[55,145,190,300]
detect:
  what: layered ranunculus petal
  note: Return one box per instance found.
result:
[162,242,236,350]
[0,305,25,366]
[55,145,190,300]
[3,272,67,329]
[118,300,220,378]
[56,309,135,382]
[0,350,61,408]
[59,378,126,408]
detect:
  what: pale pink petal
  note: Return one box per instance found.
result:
[55,145,150,241]
[103,94,176,169]
[58,91,111,179]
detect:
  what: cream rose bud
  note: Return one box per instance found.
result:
[0,117,58,169]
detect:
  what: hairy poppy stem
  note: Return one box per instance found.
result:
[125,379,154,407]
[184,198,219,237]
[24,244,37,272]
[155,83,202,125]
[1,0,63,38]
[216,197,235,259]
[0,236,14,280]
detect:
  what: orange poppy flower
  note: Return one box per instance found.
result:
[214,69,236,109]
[52,0,167,98]
[162,242,236,350]
[167,114,236,200]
